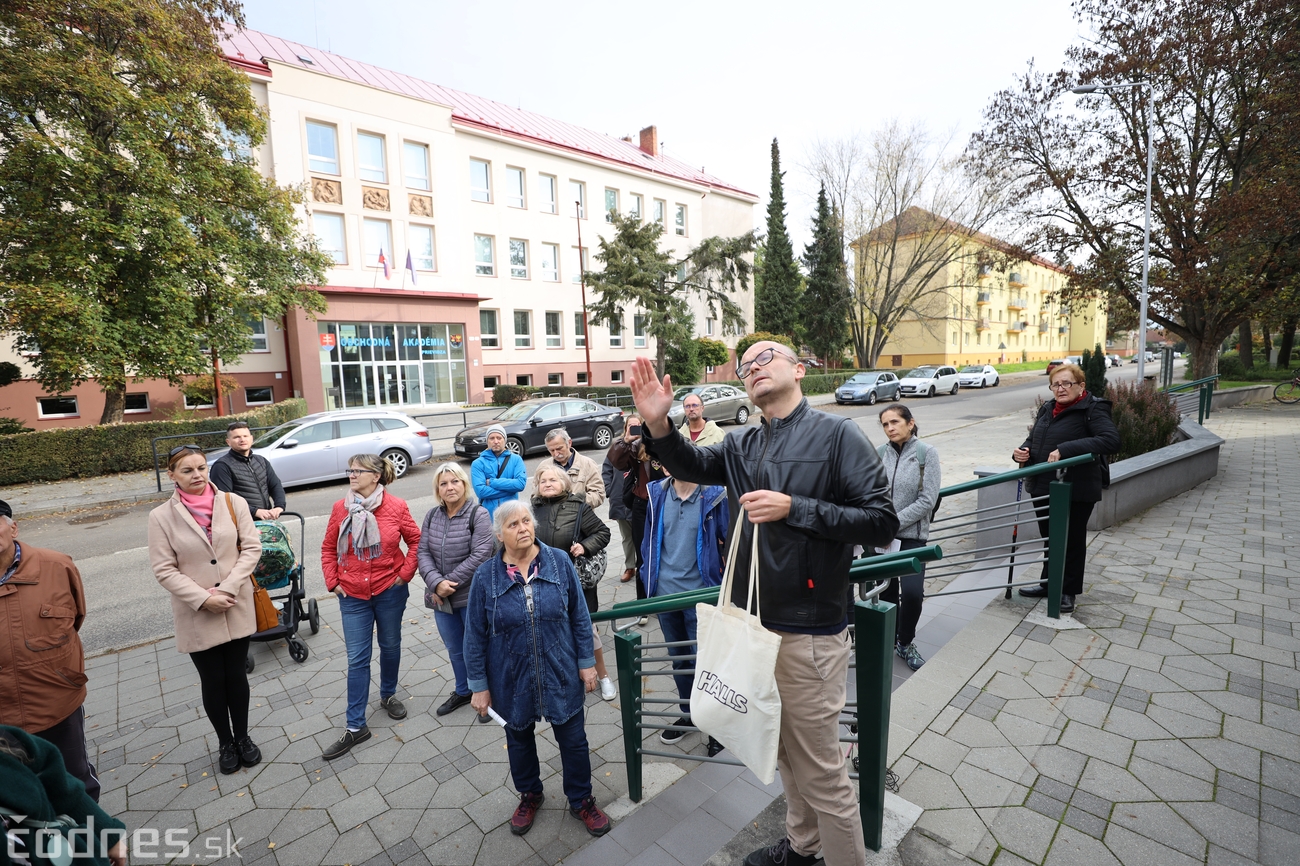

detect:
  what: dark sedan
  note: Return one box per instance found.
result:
[834,372,900,406]
[453,398,625,457]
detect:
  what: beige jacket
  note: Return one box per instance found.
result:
[560,452,605,508]
[148,489,262,654]
[681,419,726,447]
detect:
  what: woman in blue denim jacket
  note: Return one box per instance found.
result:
[463,499,611,839]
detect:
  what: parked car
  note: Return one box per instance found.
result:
[957,365,1000,389]
[206,410,433,488]
[1107,355,1123,367]
[834,372,901,405]
[800,357,824,369]
[666,384,754,426]
[1046,359,1069,376]
[898,366,960,397]
[454,397,625,457]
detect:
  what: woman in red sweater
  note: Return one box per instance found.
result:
[320,453,420,760]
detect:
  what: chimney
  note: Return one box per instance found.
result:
[639,125,658,157]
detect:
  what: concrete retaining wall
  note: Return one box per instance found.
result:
[1211,384,1275,410]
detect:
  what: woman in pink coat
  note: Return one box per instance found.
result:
[148,445,263,775]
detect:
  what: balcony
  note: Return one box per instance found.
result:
[1058,306,1070,317]
[1059,326,1068,335]
[1008,321,1027,333]
[1038,321,1051,333]
[1008,297,1027,311]
[1008,272,1027,288]
[976,318,991,331]
[977,292,991,305]
[977,265,992,281]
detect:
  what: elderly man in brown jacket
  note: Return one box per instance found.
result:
[544,428,604,508]
[0,499,98,801]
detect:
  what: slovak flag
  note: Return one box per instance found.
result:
[378,248,390,279]
[405,250,418,286]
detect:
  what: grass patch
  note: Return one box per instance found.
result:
[992,361,1050,374]
[1216,380,1291,390]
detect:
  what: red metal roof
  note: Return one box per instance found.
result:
[220,26,756,200]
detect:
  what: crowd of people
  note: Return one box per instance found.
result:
[0,356,1118,865]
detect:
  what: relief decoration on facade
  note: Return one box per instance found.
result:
[362,187,390,211]
[408,194,433,217]
[311,177,342,204]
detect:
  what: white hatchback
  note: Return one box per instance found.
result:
[898,365,961,397]
[958,364,999,388]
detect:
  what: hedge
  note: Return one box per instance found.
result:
[0,398,309,485]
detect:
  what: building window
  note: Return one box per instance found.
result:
[610,370,624,384]
[653,199,665,226]
[356,132,387,183]
[509,239,528,279]
[633,314,647,348]
[545,311,562,348]
[248,317,269,352]
[123,393,150,414]
[540,243,559,281]
[516,374,532,386]
[952,332,958,345]
[483,375,500,388]
[706,366,715,375]
[409,224,436,271]
[705,318,715,336]
[539,174,557,213]
[548,373,562,386]
[569,180,585,218]
[507,167,525,208]
[609,314,623,348]
[245,386,274,406]
[470,159,491,202]
[312,212,346,264]
[605,188,618,223]
[480,310,499,348]
[403,141,430,190]
[576,371,588,385]
[182,393,215,410]
[570,246,588,283]
[474,234,495,276]
[363,219,393,268]
[514,310,532,348]
[574,312,586,348]
[674,204,687,236]
[629,194,642,221]
[306,121,338,174]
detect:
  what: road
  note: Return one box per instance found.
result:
[17,358,1180,654]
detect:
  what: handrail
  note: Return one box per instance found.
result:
[850,544,942,578]
[938,453,1094,497]
[1163,374,1219,394]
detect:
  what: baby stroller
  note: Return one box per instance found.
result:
[244,512,319,672]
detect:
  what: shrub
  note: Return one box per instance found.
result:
[0,418,32,435]
[735,332,796,359]
[0,398,308,485]
[1082,343,1108,399]
[1108,381,1180,462]
[1217,354,1247,379]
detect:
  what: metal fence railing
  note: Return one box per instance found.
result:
[150,427,276,492]
[1163,374,1219,424]
[407,407,503,441]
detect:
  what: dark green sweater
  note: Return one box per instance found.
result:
[0,726,125,865]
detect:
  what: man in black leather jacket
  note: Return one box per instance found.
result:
[632,343,897,866]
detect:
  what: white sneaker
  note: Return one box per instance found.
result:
[599,677,617,701]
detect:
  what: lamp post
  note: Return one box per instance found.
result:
[1072,81,1154,384]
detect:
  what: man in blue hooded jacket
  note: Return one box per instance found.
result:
[471,425,527,518]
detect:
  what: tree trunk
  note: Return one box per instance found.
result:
[1188,336,1220,381]
[1262,326,1273,368]
[1278,317,1297,369]
[1238,320,1254,369]
[100,381,126,424]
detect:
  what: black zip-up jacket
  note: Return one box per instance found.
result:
[1020,394,1121,503]
[210,450,286,512]
[643,398,898,632]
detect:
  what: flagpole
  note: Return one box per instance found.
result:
[575,201,593,390]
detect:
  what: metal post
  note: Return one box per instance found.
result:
[855,597,896,852]
[1045,479,1072,619]
[1136,84,1154,386]
[613,628,643,801]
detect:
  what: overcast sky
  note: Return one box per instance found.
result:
[240,0,1082,250]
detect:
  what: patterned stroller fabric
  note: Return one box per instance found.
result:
[253,520,298,589]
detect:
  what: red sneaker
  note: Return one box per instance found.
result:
[570,796,611,836]
[510,792,544,836]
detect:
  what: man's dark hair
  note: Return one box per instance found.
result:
[226,421,251,433]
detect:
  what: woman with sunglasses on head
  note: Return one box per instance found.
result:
[1013,363,1120,613]
[148,444,263,775]
[320,453,421,760]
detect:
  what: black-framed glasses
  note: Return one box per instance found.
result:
[168,444,203,457]
[345,468,379,477]
[736,347,797,379]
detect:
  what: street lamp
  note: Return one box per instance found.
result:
[1072,81,1154,384]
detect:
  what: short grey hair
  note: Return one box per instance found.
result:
[492,499,535,539]
[534,463,572,494]
[431,462,477,509]
[544,427,571,444]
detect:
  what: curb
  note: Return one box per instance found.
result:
[15,490,172,521]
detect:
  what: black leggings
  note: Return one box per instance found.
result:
[1037,500,1096,596]
[190,637,251,746]
[879,538,927,646]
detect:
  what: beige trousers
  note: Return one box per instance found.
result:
[773,629,866,866]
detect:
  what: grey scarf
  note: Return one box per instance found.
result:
[336,485,384,564]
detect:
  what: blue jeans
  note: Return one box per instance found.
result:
[433,606,469,697]
[339,582,409,730]
[656,607,698,716]
[504,711,592,809]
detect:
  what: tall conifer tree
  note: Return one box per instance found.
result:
[754,138,802,341]
[801,185,852,364]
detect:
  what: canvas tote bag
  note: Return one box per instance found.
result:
[689,518,783,784]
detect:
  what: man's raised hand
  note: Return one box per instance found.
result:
[630,357,674,437]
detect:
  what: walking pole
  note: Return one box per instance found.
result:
[1005,478,1023,599]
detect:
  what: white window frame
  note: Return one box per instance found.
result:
[506,167,526,208]
[305,121,338,175]
[483,375,500,388]
[403,141,430,190]
[513,310,532,348]
[540,243,559,282]
[408,224,436,271]
[574,312,587,348]
[576,371,588,385]
[509,239,528,279]
[356,132,387,183]
[123,393,151,415]
[474,234,495,276]
[362,218,393,269]
[653,199,666,226]
[545,311,562,348]
[37,395,81,418]
[515,374,532,386]
[244,386,274,407]
[629,194,642,221]
[633,314,647,348]
[248,317,269,352]
[547,373,563,386]
[182,393,215,411]
[539,174,558,213]
[674,203,687,236]
[480,309,500,349]
[604,188,618,223]
[470,158,491,202]
[609,314,623,348]
[312,212,347,264]
[610,370,624,384]
[705,318,715,336]
[569,180,585,218]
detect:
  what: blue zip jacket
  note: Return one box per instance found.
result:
[471,449,527,518]
[463,543,596,729]
[640,479,729,597]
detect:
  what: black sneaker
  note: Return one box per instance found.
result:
[659,717,692,744]
[895,641,925,671]
[236,735,261,767]
[743,837,821,866]
[706,737,725,758]
[380,696,407,720]
[323,727,371,760]
[1060,594,1076,613]
[1018,582,1049,598]
[435,692,472,716]
[218,742,240,774]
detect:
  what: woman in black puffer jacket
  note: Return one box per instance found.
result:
[532,463,617,700]
[1013,363,1121,613]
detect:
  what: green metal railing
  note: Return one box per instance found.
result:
[1163,374,1219,424]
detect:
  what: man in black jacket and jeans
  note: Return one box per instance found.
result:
[210,421,286,520]
[631,343,897,866]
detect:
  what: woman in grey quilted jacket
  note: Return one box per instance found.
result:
[876,404,942,671]
[418,462,494,719]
